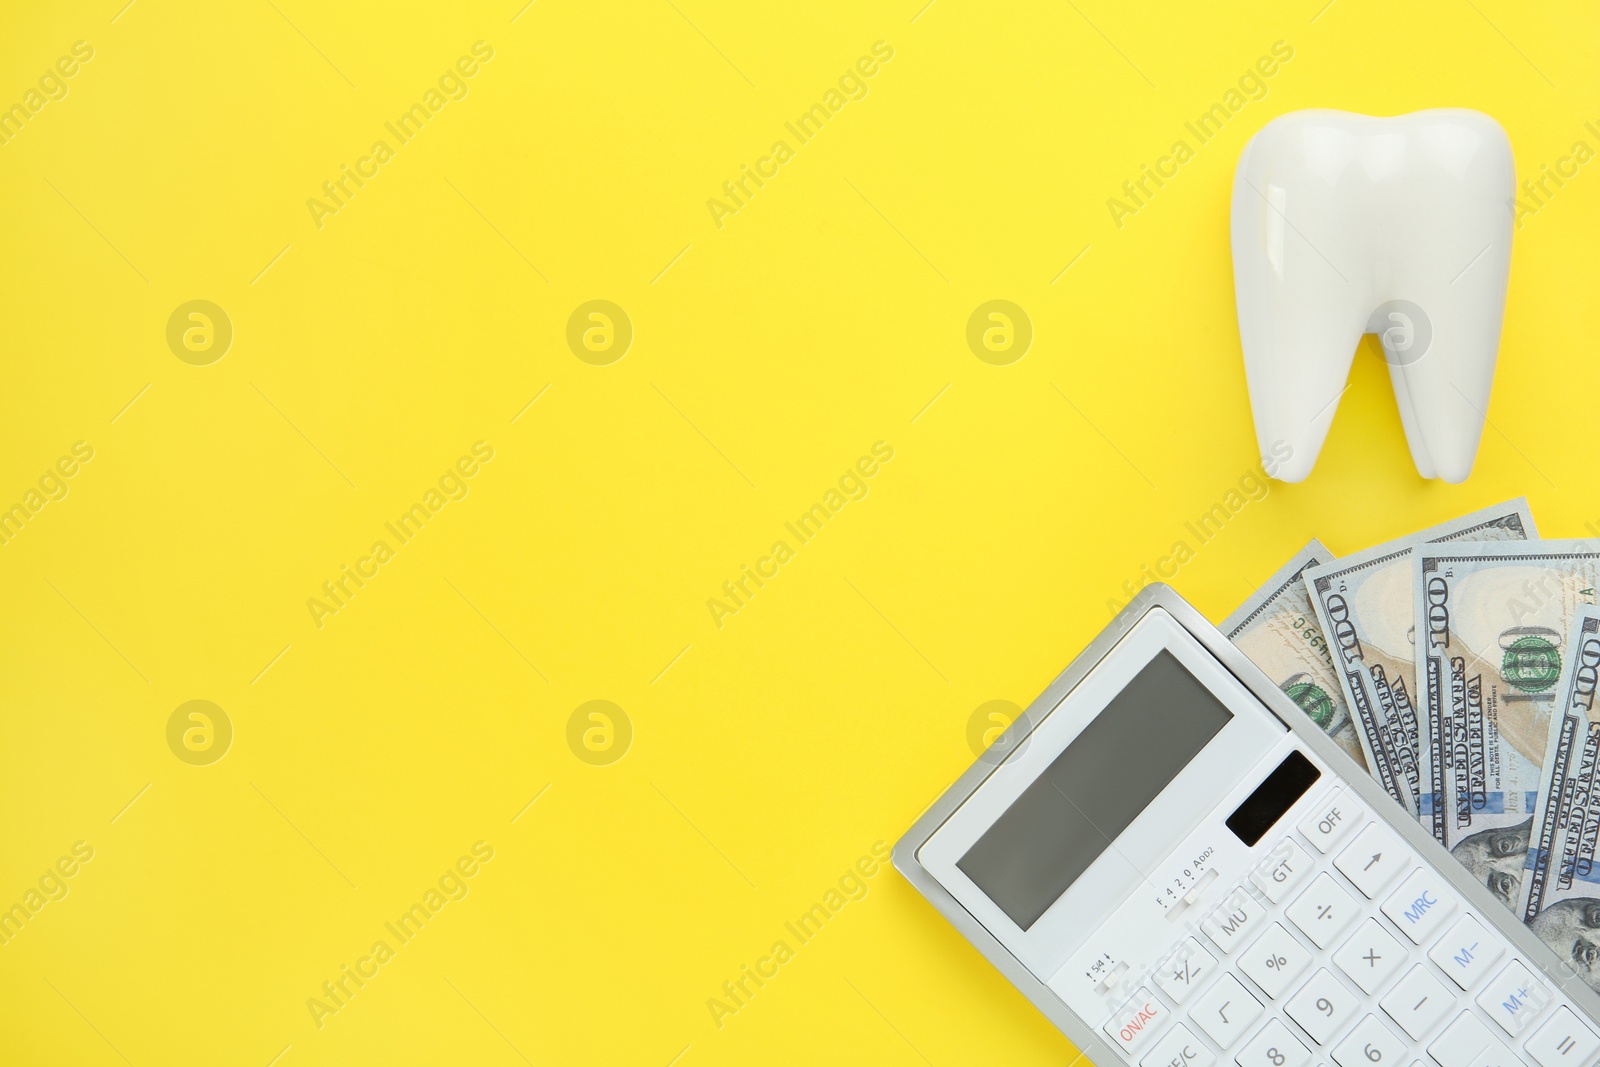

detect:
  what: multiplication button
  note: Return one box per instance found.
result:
[1524,1007,1600,1067]
[1333,919,1406,995]
[1299,787,1364,853]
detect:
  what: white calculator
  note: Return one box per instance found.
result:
[895,585,1600,1067]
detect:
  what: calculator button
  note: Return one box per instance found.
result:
[1426,914,1505,990]
[1239,923,1312,998]
[1143,1023,1218,1067]
[1333,920,1407,995]
[1286,874,1360,949]
[1237,1019,1312,1067]
[1105,986,1170,1054]
[1471,1039,1525,1067]
[1378,965,1452,1040]
[1523,1007,1600,1067]
[1204,888,1269,954]
[1381,869,1457,944]
[1252,838,1316,904]
[1300,788,1365,853]
[1333,1014,1406,1067]
[1190,973,1265,1049]
[1334,823,1410,899]
[1475,960,1551,1037]
[1429,1013,1501,1067]
[1157,937,1219,1005]
[1285,968,1360,1045]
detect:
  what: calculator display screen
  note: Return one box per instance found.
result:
[956,650,1233,930]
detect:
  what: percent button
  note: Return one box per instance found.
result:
[1240,922,1311,999]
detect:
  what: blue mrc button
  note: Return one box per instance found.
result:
[1382,869,1458,944]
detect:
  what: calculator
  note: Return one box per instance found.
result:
[894,585,1600,1067]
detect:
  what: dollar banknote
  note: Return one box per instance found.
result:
[1304,500,1537,819]
[1223,540,1366,769]
[1518,606,1600,988]
[1415,539,1600,912]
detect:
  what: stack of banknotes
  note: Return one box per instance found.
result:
[1222,499,1600,988]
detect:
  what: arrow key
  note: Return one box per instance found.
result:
[1334,822,1410,899]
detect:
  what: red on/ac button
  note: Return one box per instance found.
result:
[1104,987,1166,1053]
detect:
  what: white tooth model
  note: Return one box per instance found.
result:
[1231,109,1515,483]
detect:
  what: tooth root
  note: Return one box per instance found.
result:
[1388,277,1509,484]
[1231,176,1367,483]
[1388,201,1514,484]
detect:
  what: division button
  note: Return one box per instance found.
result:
[1286,874,1360,949]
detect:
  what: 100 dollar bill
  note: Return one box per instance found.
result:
[1224,540,1366,769]
[1305,500,1536,818]
[1416,540,1600,911]
[1519,605,1600,989]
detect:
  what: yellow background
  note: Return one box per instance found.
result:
[1,0,1597,1063]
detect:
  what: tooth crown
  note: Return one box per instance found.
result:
[1231,109,1515,483]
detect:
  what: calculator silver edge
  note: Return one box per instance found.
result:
[892,582,1600,1063]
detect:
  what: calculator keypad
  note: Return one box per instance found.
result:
[1094,781,1599,1067]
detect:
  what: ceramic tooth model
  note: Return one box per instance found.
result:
[1231,109,1515,483]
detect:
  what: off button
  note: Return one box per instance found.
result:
[1298,787,1364,853]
